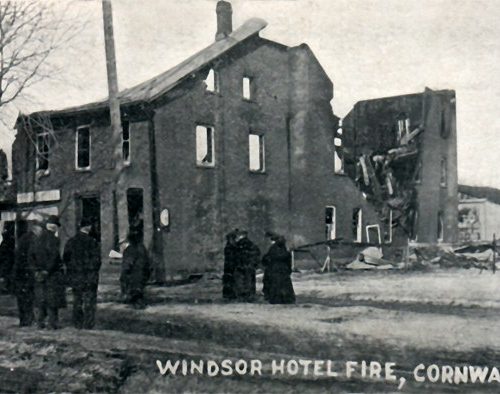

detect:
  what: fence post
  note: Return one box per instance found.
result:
[493,234,496,274]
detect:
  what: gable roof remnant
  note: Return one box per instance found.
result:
[21,18,268,119]
[459,184,500,205]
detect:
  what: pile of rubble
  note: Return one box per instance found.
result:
[413,243,496,271]
[344,243,497,272]
[342,119,424,239]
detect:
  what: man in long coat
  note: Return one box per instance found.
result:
[232,230,260,302]
[0,226,15,294]
[63,218,101,329]
[12,220,43,326]
[262,232,295,304]
[222,230,237,300]
[29,215,66,329]
[120,229,150,309]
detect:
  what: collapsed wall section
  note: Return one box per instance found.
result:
[342,89,458,245]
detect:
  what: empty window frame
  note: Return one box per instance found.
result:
[437,211,444,242]
[397,117,410,143]
[75,126,91,170]
[414,160,422,183]
[242,76,253,100]
[352,208,363,242]
[36,130,50,171]
[122,120,130,164]
[325,206,336,240]
[205,68,219,93]
[334,123,344,174]
[249,133,265,172]
[440,110,450,139]
[440,157,447,186]
[385,209,393,243]
[196,125,215,166]
[366,224,381,244]
[410,210,419,242]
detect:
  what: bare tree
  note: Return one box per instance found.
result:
[0,0,81,117]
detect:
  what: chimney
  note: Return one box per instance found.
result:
[216,1,232,41]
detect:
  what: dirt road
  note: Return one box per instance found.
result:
[0,269,499,393]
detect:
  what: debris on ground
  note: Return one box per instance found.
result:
[340,242,499,272]
[410,243,498,272]
[347,247,392,270]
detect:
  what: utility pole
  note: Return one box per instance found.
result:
[101,0,165,281]
[102,0,122,168]
[102,0,122,249]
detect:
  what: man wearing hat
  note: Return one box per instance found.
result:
[262,231,295,304]
[222,229,238,301]
[120,228,150,309]
[63,217,101,329]
[232,229,260,302]
[11,218,43,326]
[0,225,15,294]
[28,215,67,329]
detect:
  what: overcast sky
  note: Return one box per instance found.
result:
[1,0,499,187]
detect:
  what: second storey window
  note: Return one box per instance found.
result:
[249,133,265,172]
[440,110,449,139]
[334,120,344,174]
[36,129,50,171]
[122,120,130,164]
[242,76,252,100]
[205,69,219,93]
[440,157,447,186]
[76,126,91,169]
[196,125,215,167]
[396,117,410,144]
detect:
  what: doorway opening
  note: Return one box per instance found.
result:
[127,188,144,240]
[78,195,101,242]
[366,224,381,245]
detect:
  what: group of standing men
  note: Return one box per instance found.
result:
[11,215,101,329]
[222,229,295,304]
[6,216,292,328]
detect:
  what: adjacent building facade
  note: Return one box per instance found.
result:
[341,88,459,245]
[6,1,381,278]
[458,185,500,243]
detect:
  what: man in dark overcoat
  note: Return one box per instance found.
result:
[63,218,101,329]
[28,215,66,329]
[222,230,237,300]
[232,230,260,302]
[0,226,15,294]
[12,219,43,326]
[262,232,296,304]
[121,229,150,309]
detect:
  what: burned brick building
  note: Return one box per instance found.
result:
[6,1,381,279]
[341,88,458,245]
